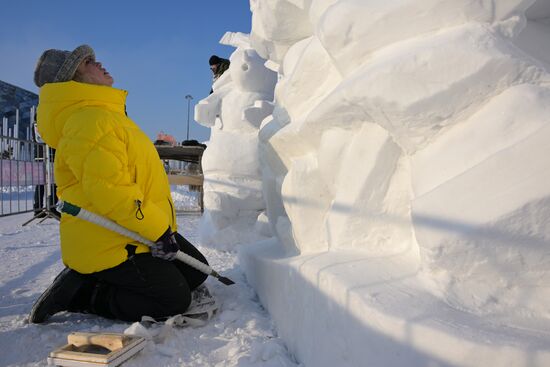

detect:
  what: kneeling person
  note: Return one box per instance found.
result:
[30,45,208,323]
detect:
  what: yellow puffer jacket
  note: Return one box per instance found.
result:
[37,81,177,274]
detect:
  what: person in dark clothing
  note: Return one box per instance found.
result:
[31,122,59,218]
[209,55,230,94]
[74,234,208,321]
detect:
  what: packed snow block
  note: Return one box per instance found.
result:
[324,123,411,252]
[240,239,550,367]
[275,215,299,255]
[526,0,550,20]
[268,65,369,167]
[250,0,313,63]
[228,48,276,102]
[281,154,331,253]
[276,36,342,121]
[514,18,550,67]
[194,94,222,128]
[201,161,265,247]
[260,173,285,237]
[317,0,536,77]
[308,0,339,25]
[210,49,275,133]
[259,115,290,177]
[219,31,251,49]
[258,114,296,247]
[254,212,272,237]
[199,209,267,249]
[266,120,321,169]
[202,194,261,233]
[203,173,264,204]
[197,45,276,249]
[203,183,264,213]
[242,100,274,130]
[202,131,261,178]
[259,149,288,235]
[413,123,550,323]
[198,47,275,133]
[201,204,263,231]
[317,127,354,196]
[307,23,546,153]
[220,93,273,133]
[412,84,550,197]
[419,197,550,324]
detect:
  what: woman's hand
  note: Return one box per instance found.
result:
[151,228,179,260]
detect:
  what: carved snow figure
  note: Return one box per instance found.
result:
[243,1,550,365]
[195,33,277,248]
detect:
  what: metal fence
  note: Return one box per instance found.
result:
[0,134,52,217]
[1,104,204,217]
[0,137,204,217]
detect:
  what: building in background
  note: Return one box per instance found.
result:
[1,80,38,140]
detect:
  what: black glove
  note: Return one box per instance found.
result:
[151,228,179,261]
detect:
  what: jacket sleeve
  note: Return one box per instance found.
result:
[61,110,169,242]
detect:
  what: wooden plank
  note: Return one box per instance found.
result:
[167,174,204,186]
[67,332,126,351]
[49,332,146,367]
[48,339,146,367]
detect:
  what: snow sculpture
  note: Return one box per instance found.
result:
[249,0,312,64]
[250,0,550,329]
[195,32,277,248]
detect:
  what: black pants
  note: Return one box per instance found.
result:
[78,233,208,322]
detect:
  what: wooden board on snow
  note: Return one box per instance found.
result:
[48,332,146,367]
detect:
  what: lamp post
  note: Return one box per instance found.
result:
[185,94,193,141]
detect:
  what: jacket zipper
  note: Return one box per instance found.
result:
[168,198,175,228]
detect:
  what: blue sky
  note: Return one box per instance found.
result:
[0,1,252,143]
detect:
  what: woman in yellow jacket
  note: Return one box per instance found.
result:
[29,45,208,323]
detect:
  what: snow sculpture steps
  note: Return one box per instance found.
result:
[240,240,550,367]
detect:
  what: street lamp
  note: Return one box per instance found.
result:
[185,94,193,141]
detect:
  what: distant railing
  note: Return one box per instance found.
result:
[0,134,52,217]
[156,145,205,213]
[0,136,206,217]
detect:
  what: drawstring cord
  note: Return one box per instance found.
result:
[135,200,144,220]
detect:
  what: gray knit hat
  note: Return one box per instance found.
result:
[34,45,95,87]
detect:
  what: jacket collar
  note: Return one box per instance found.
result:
[37,81,128,149]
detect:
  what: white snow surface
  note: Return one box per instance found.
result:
[0,213,299,367]
[195,0,550,366]
[170,185,202,212]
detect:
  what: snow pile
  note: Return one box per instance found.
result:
[195,33,277,249]
[199,0,550,366]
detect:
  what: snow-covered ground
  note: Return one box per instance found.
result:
[0,212,299,367]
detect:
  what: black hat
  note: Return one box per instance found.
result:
[209,55,221,66]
